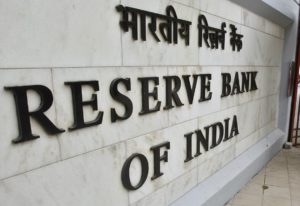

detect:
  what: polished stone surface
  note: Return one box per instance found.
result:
[0,0,122,68]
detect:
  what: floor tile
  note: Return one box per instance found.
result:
[265,175,289,187]
[263,185,290,199]
[266,170,289,178]
[228,147,300,206]
[266,166,288,173]
[240,182,264,196]
[232,193,262,206]
[292,199,300,206]
[251,173,265,185]
[263,196,291,206]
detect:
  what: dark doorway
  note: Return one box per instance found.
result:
[288,8,300,146]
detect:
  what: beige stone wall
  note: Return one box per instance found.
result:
[0,0,284,205]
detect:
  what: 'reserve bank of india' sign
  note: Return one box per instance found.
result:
[4,5,255,191]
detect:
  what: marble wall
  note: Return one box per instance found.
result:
[0,0,284,205]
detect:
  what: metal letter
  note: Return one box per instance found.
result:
[210,122,224,149]
[221,73,232,97]
[163,76,184,110]
[138,77,161,115]
[182,75,200,104]
[199,74,212,102]
[65,81,103,131]
[5,85,65,144]
[195,127,210,156]
[150,141,170,180]
[184,132,194,162]
[121,153,149,190]
[110,78,133,122]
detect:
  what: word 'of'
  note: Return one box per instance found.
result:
[121,115,239,190]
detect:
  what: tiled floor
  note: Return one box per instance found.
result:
[226,147,300,206]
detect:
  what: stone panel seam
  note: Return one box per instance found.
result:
[124,140,130,206]
[170,1,201,13]
[0,141,127,182]
[167,168,199,205]
[130,165,198,206]
[172,1,242,25]
[198,9,284,40]
[0,65,282,70]
[50,67,63,162]
[119,0,124,67]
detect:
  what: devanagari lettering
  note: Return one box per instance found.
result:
[230,24,243,52]
[198,15,227,50]
[116,5,192,45]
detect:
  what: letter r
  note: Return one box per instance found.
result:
[5,85,65,144]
